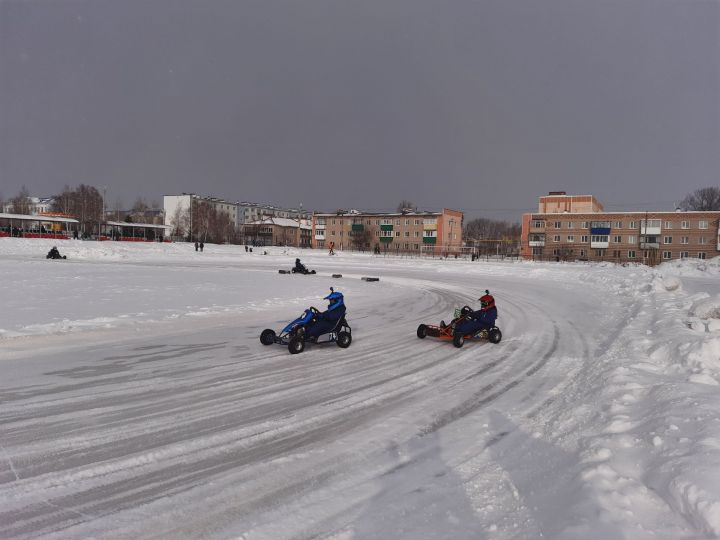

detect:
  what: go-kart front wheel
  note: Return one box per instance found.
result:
[453,333,465,348]
[260,329,276,345]
[416,324,427,339]
[488,327,502,344]
[336,331,352,348]
[289,336,305,354]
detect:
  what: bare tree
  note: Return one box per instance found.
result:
[397,200,415,213]
[50,184,103,236]
[679,187,720,211]
[351,228,372,251]
[10,185,32,214]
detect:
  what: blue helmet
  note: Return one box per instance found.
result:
[324,289,345,311]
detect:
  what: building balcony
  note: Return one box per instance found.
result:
[423,223,437,231]
[380,236,393,242]
[351,224,364,231]
[314,234,325,240]
[380,224,393,231]
[639,242,660,249]
[423,236,437,244]
[314,223,326,230]
[590,241,609,248]
[528,240,545,247]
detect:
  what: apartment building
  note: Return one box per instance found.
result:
[163,194,312,235]
[521,193,720,265]
[312,208,463,253]
[243,217,312,248]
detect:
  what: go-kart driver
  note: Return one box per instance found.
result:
[446,290,498,335]
[305,290,346,338]
[294,258,308,273]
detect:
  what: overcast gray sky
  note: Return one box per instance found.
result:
[1,0,718,220]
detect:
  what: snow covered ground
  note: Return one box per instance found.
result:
[2,238,720,539]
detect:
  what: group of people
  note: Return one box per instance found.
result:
[194,241,204,252]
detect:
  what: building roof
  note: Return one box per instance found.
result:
[106,220,172,229]
[245,217,312,229]
[0,213,79,224]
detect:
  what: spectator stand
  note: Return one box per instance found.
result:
[0,213,79,239]
[102,221,172,242]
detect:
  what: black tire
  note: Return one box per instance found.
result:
[488,327,502,344]
[453,333,465,348]
[289,337,305,354]
[417,324,428,339]
[337,331,352,348]
[260,329,276,345]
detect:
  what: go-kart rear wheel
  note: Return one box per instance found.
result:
[488,327,502,344]
[416,324,428,339]
[289,337,305,354]
[453,333,465,348]
[260,329,276,345]
[337,331,352,348]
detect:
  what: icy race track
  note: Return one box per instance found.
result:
[2,240,720,540]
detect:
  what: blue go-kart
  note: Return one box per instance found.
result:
[260,307,352,354]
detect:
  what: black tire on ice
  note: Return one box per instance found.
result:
[488,327,502,344]
[337,331,352,348]
[453,333,465,348]
[289,337,305,354]
[260,329,276,345]
[417,324,428,339]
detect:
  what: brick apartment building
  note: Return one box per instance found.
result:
[312,208,463,253]
[521,192,720,265]
[242,217,312,248]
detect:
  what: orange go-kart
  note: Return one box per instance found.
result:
[416,306,502,348]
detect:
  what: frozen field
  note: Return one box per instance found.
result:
[2,238,720,539]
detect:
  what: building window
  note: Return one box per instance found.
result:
[567,222,574,229]
[663,236,672,244]
[699,220,708,229]
[681,221,689,229]
[580,249,586,258]
[699,237,707,245]
[567,235,575,242]
[614,221,623,229]
[629,221,636,229]
[554,221,562,228]
[532,247,543,256]
[332,219,336,225]
[375,231,380,237]
[553,235,560,242]
[628,250,636,259]
[663,221,673,229]
[339,231,343,237]
[405,219,410,225]
[698,252,707,260]
[395,231,401,237]
[405,231,410,237]
[415,231,420,237]
[663,251,672,260]
[595,249,606,257]
[533,220,544,228]
[395,219,401,225]
[613,235,622,243]
[680,236,689,244]
[612,250,621,258]
[581,235,589,243]
[628,235,636,244]
[591,235,609,243]
[581,222,588,229]
[680,251,689,259]
[414,219,421,225]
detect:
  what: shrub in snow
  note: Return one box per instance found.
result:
[661,276,682,292]
[689,296,720,320]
